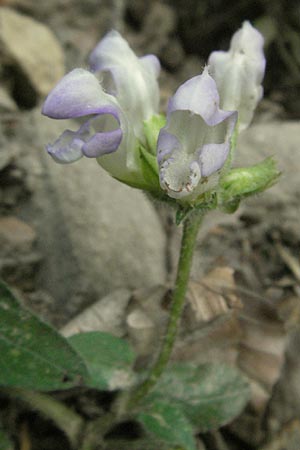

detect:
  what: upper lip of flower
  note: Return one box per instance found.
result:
[157,67,237,200]
[89,31,161,134]
[42,31,160,174]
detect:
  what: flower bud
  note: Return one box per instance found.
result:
[219,157,280,212]
[208,21,266,131]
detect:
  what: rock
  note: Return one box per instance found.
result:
[159,38,185,71]
[0,86,18,113]
[0,216,41,289]
[16,110,167,324]
[61,289,131,337]
[0,8,64,106]
[0,146,12,172]
[125,0,151,27]
[260,420,300,450]
[235,121,300,237]
[143,2,176,38]
[0,216,36,255]
[138,2,177,58]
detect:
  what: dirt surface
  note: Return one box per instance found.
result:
[1,1,300,449]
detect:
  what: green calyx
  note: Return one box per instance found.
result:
[143,114,166,155]
[114,115,167,194]
[138,114,167,192]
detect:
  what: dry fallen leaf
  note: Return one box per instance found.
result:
[60,288,131,338]
[186,266,243,323]
[180,266,287,415]
[260,419,300,450]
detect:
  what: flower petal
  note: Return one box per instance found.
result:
[168,68,234,126]
[157,129,182,164]
[46,111,123,163]
[46,129,85,164]
[89,31,160,137]
[199,142,229,177]
[159,149,201,199]
[208,21,265,131]
[82,128,123,158]
[42,68,119,120]
[157,69,237,200]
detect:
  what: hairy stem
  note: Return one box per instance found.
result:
[129,211,203,405]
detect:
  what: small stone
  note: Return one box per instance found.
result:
[143,3,176,37]
[235,121,300,236]
[0,8,64,103]
[159,38,185,71]
[140,2,177,56]
[126,0,151,27]
[61,289,132,337]
[0,216,40,290]
[0,86,18,112]
[0,149,12,172]
[0,216,36,255]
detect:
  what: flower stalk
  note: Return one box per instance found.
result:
[129,211,204,406]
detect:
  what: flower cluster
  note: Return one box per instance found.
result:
[42,22,266,204]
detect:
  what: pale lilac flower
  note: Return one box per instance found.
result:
[42,31,160,184]
[157,67,237,200]
[43,24,265,202]
[208,21,265,131]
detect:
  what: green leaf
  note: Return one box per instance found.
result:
[176,207,190,226]
[137,400,196,450]
[146,363,250,432]
[106,437,170,450]
[0,281,89,390]
[68,331,136,390]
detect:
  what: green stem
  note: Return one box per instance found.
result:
[130,211,203,405]
[2,387,84,448]
[78,413,115,450]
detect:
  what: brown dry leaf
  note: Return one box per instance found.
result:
[276,294,300,329]
[274,239,300,284]
[260,419,300,450]
[19,421,31,450]
[123,266,288,417]
[180,266,288,415]
[126,285,169,359]
[186,266,243,323]
[60,289,131,338]
[173,266,243,368]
